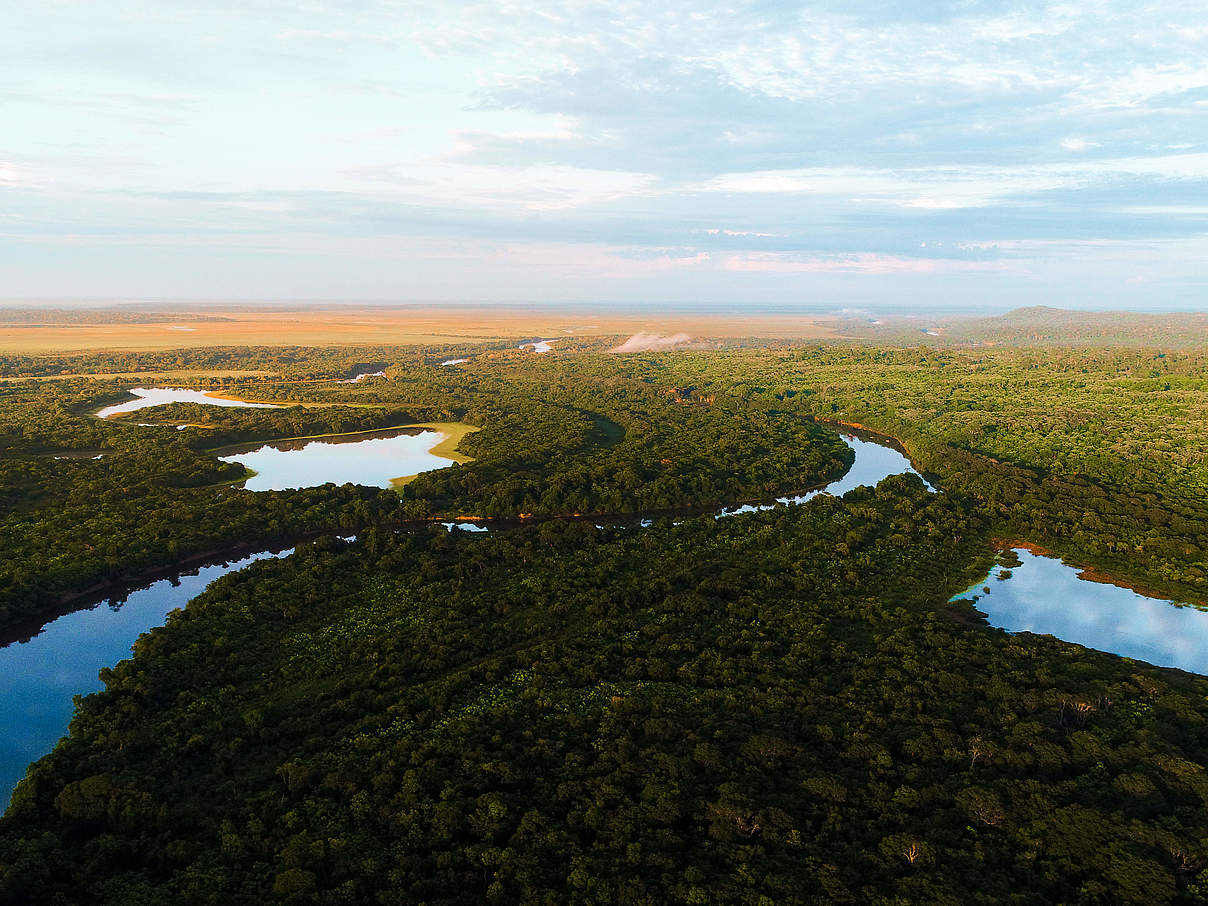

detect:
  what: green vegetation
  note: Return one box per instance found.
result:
[3,331,1208,903]
[5,487,1208,904]
[0,354,851,632]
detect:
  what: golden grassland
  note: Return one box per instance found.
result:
[0,306,840,354]
[0,370,274,383]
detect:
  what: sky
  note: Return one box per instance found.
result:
[3,1,1207,310]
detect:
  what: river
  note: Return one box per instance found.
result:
[953,548,1208,675]
[0,550,292,811]
[10,430,1202,814]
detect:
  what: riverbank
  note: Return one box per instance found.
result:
[7,428,918,640]
[989,537,1202,609]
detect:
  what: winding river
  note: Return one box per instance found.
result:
[5,432,924,809]
[10,428,1205,812]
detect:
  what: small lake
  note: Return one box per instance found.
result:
[953,548,1208,675]
[519,340,554,353]
[220,428,464,491]
[97,387,281,418]
[0,550,291,812]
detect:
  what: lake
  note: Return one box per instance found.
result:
[0,550,291,812]
[219,426,470,491]
[96,387,281,418]
[953,548,1208,675]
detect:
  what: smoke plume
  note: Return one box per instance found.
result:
[610,332,692,353]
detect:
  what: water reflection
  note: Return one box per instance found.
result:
[96,388,281,419]
[718,435,934,517]
[953,548,1208,674]
[0,550,291,811]
[220,429,456,491]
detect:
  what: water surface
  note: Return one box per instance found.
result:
[96,388,281,419]
[718,435,933,517]
[221,429,458,491]
[0,550,290,811]
[340,370,385,383]
[953,548,1208,674]
[2,430,928,811]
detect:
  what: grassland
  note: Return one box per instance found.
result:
[0,305,839,354]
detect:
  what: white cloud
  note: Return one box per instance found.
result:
[697,153,1208,210]
[7,0,1208,304]
[702,228,777,237]
[346,161,659,212]
[721,252,1008,276]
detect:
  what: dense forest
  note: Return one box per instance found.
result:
[2,337,1208,902]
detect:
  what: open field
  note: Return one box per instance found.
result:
[0,305,841,353]
[0,370,274,383]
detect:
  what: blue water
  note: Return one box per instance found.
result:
[0,551,290,811]
[717,435,934,517]
[220,430,457,491]
[953,548,1208,675]
[96,387,281,418]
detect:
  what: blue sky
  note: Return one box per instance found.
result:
[3,1,1207,309]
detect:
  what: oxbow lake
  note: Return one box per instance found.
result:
[96,387,281,418]
[954,549,1208,675]
[219,428,460,491]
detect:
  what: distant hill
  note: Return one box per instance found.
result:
[833,306,1208,348]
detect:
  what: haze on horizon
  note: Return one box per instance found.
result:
[3,1,1207,310]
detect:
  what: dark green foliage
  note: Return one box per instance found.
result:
[0,356,851,632]
[3,486,1207,904]
[3,339,1208,903]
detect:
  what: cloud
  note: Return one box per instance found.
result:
[611,332,693,352]
[1060,137,1101,151]
[721,252,1008,275]
[7,0,1208,305]
[696,153,1208,211]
